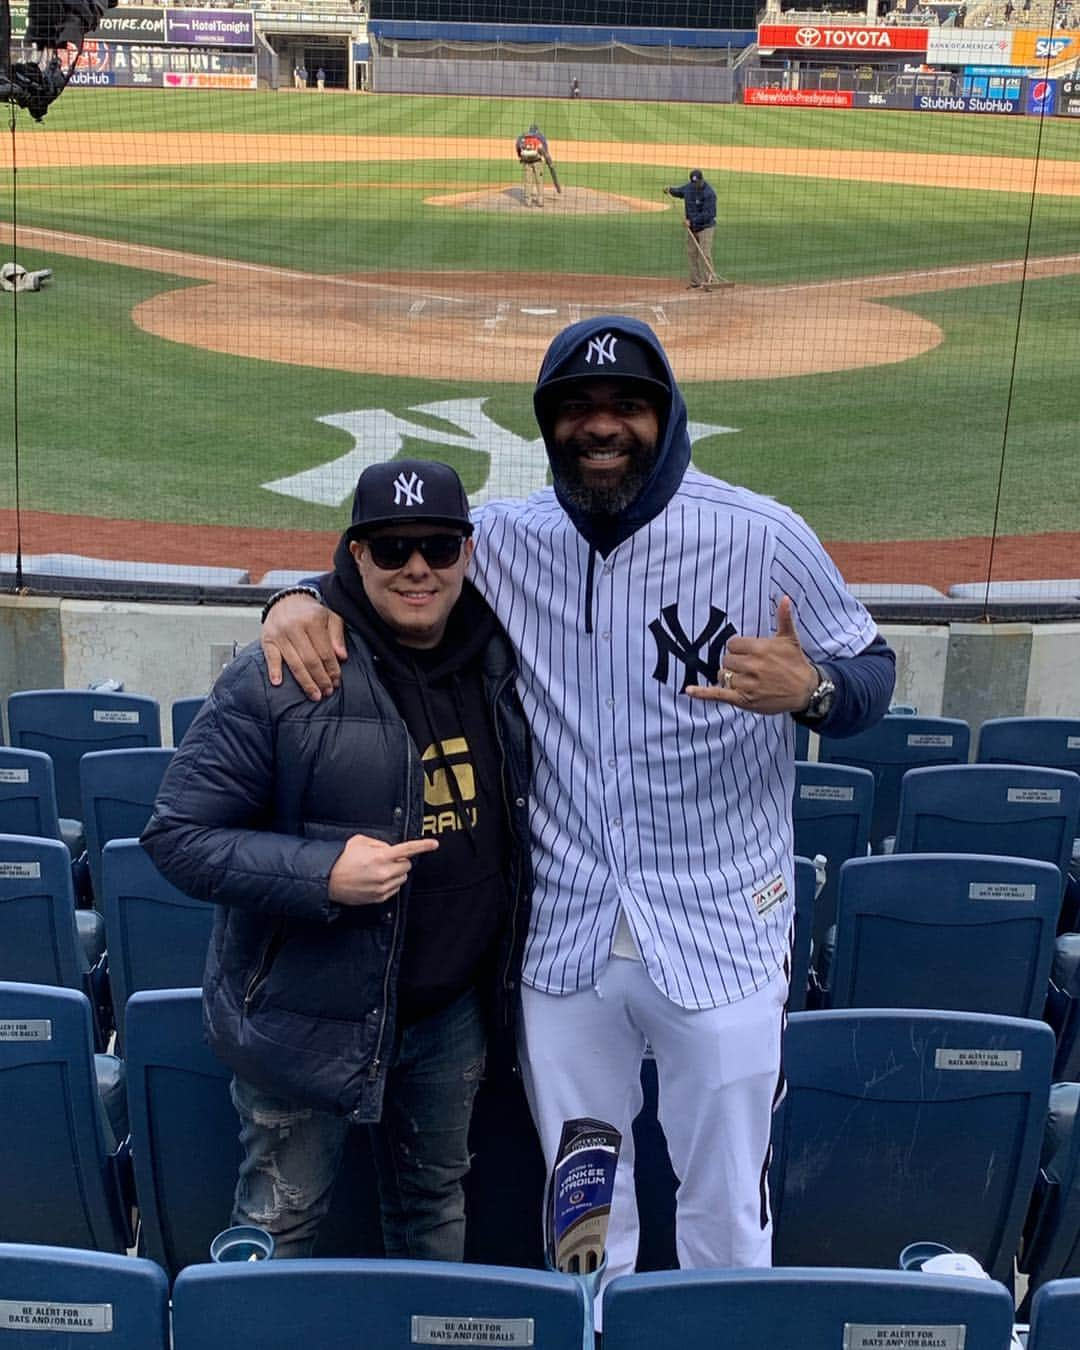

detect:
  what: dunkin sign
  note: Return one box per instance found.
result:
[758,24,930,52]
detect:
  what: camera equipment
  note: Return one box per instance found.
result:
[1,0,117,121]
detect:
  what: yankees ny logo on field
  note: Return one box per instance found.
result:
[649,604,737,693]
[585,333,618,366]
[393,471,424,506]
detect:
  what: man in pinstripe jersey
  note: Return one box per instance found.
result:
[261,317,896,1309]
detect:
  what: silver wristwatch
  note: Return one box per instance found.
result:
[800,665,836,723]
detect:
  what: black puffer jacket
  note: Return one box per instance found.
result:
[141,590,531,1124]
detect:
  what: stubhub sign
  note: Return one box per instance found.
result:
[916,94,1021,113]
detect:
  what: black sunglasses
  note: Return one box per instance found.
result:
[363,534,466,571]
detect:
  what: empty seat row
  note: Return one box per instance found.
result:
[2,1247,1075,1350]
[5,979,1080,1304]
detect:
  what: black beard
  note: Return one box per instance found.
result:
[551,440,659,515]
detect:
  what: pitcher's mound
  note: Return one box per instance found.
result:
[426,185,667,215]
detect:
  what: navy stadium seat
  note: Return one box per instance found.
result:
[771,1008,1053,1284]
[1026,1276,1080,1350]
[0,982,132,1252]
[79,747,174,903]
[602,1266,1015,1350]
[0,834,110,1045]
[823,853,1060,1018]
[792,761,873,971]
[0,1243,169,1350]
[1018,1083,1080,1311]
[100,840,212,1051]
[818,714,970,851]
[170,697,205,748]
[893,765,1079,888]
[976,717,1080,773]
[171,1259,588,1350]
[7,690,161,821]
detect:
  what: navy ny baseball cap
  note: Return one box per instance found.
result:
[346,459,474,539]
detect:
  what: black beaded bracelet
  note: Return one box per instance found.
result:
[259,584,323,625]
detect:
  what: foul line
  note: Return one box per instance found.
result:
[769,252,1080,296]
[0,223,469,304]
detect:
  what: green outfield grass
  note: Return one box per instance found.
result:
[2,90,1078,547]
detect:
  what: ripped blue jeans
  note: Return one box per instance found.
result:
[230,988,486,1260]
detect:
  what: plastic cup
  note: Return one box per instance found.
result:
[209,1225,275,1263]
[898,1241,954,1271]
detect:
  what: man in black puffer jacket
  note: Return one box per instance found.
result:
[142,458,531,1261]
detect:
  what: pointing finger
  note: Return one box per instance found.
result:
[388,839,440,859]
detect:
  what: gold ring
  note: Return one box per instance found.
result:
[721,668,735,690]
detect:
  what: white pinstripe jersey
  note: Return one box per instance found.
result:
[470,467,879,1010]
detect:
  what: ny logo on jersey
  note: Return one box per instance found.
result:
[649,604,737,693]
[393,471,424,506]
[585,333,618,366]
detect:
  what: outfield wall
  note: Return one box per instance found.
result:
[370,55,738,100]
[0,599,1076,741]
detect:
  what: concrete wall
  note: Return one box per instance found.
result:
[1,596,1077,744]
[370,55,737,102]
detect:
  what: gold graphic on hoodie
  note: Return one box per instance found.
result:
[421,738,478,835]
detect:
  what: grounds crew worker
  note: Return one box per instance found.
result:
[665,169,718,289]
[516,124,551,208]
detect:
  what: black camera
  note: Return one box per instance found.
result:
[2,0,116,119]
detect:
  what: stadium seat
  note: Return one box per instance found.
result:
[893,765,1080,887]
[818,714,971,851]
[124,988,244,1278]
[170,1259,588,1350]
[0,982,133,1252]
[822,853,1060,1019]
[100,840,212,1051]
[1026,1276,1080,1350]
[171,697,205,748]
[1018,1083,1080,1313]
[1046,934,1080,1080]
[79,748,174,903]
[792,761,874,969]
[601,1266,1015,1350]
[7,690,161,821]
[0,834,110,1045]
[0,1243,169,1350]
[976,717,1080,774]
[0,746,84,855]
[123,988,419,1273]
[771,1008,1054,1283]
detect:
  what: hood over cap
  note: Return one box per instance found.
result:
[532,314,691,557]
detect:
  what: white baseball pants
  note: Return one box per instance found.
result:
[518,958,786,1324]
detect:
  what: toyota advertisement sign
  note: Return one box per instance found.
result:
[758,24,930,53]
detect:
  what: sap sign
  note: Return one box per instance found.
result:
[1035,36,1071,56]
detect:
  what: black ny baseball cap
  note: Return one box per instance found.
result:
[346,459,474,539]
[535,327,671,411]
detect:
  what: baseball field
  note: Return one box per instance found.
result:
[0,89,1077,586]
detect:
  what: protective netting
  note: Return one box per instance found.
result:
[2,10,1079,608]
